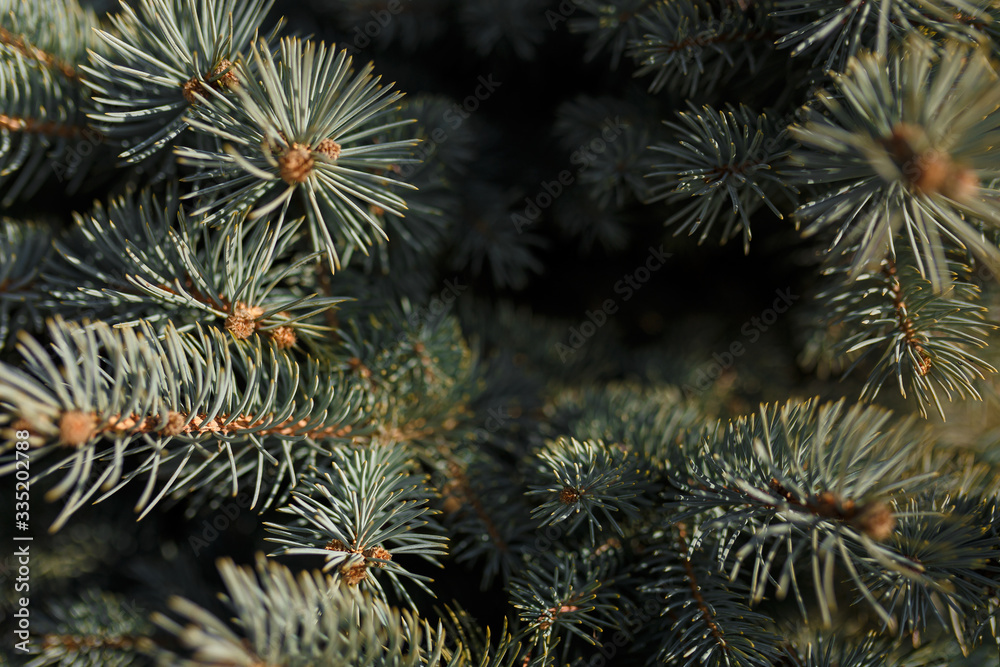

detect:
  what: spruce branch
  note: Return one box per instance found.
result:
[770,0,992,71]
[177,35,418,271]
[575,121,655,209]
[646,103,797,253]
[332,308,484,454]
[777,632,894,666]
[457,0,549,60]
[21,589,154,667]
[45,186,345,345]
[82,0,276,163]
[0,317,365,530]
[568,0,661,69]
[0,219,50,350]
[526,436,654,544]
[789,37,1000,291]
[637,522,783,667]
[0,26,77,79]
[626,0,776,96]
[448,183,545,290]
[351,96,457,280]
[437,603,524,667]
[315,0,451,52]
[5,1,1000,664]
[507,551,618,664]
[546,383,708,468]
[440,456,535,590]
[864,495,1000,650]
[0,0,92,80]
[153,555,452,666]
[264,444,449,609]
[0,0,106,204]
[667,399,938,628]
[821,256,997,418]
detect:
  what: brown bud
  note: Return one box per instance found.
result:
[339,560,369,586]
[211,59,239,91]
[11,417,32,432]
[442,495,463,514]
[279,145,314,184]
[363,545,392,567]
[941,165,979,201]
[159,411,187,437]
[225,303,264,339]
[182,77,205,104]
[325,539,350,552]
[59,410,97,446]
[883,123,979,200]
[269,325,296,349]
[851,501,896,541]
[315,138,341,160]
[911,151,952,194]
[559,487,582,504]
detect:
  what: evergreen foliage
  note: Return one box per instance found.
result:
[2,0,1000,665]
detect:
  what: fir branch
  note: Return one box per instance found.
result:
[440,456,534,589]
[332,308,484,447]
[526,436,654,543]
[153,555,451,666]
[177,35,418,271]
[568,0,661,68]
[0,113,90,139]
[443,458,511,555]
[21,590,154,667]
[0,219,50,350]
[82,0,276,163]
[822,256,997,418]
[0,45,104,203]
[574,121,655,209]
[864,495,1000,649]
[789,37,1000,291]
[777,632,894,666]
[507,551,618,663]
[0,25,77,80]
[677,526,725,646]
[0,317,365,529]
[44,186,345,345]
[264,444,449,609]
[647,103,797,252]
[667,399,938,627]
[437,603,524,667]
[885,259,934,376]
[546,382,708,469]
[316,0,452,52]
[770,0,992,71]
[448,183,545,290]
[636,521,783,667]
[0,0,104,75]
[457,0,550,60]
[350,96,456,281]
[627,0,777,96]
